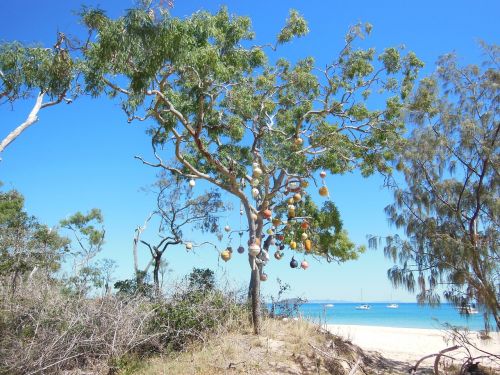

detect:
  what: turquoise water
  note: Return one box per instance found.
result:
[293,303,488,331]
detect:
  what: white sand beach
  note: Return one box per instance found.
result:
[327,324,500,366]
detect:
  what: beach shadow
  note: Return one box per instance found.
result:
[363,350,433,374]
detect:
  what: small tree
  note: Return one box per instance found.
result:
[0,185,69,292]
[80,6,422,333]
[376,44,499,330]
[60,209,107,296]
[137,178,226,297]
[0,34,76,158]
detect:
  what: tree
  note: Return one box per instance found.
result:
[0,34,76,158]
[60,208,107,296]
[0,185,69,292]
[80,6,423,333]
[137,177,226,297]
[376,44,499,330]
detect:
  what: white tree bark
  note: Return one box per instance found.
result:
[0,92,45,156]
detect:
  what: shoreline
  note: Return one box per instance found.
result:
[326,324,500,365]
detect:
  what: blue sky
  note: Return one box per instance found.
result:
[1,0,498,302]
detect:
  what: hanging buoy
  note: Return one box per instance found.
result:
[267,228,274,235]
[294,137,303,146]
[224,225,231,232]
[274,251,282,260]
[263,209,272,219]
[240,209,244,215]
[301,260,309,270]
[260,273,268,281]
[276,234,284,241]
[320,171,327,178]
[319,186,329,197]
[290,257,298,268]
[251,178,259,187]
[301,180,309,188]
[185,242,193,250]
[301,221,309,230]
[237,245,245,254]
[252,188,259,198]
[301,233,308,240]
[248,243,260,256]
[290,241,297,250]
[272,218,281,227]
[188,179,196,188]
[279,243,285,250]
[251,212,258,221]
[262,250,270,262]
[304,239,312,252]
[288,209,296,219]
[293,193,302,202]
[253,167,263,178]
[220,249,231,262]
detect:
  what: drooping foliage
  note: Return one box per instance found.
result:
[379,44,499,330]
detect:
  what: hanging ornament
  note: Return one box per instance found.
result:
[274,251,282,260]
[301,232,308,240]
[240,209,244,215]
[220,249,232,262]
[301,260,309,270]
[185,242,193,250]
[237,245,245,254]
[294,137,303,146]
[260,273,268,281]
[301,180,309,188]
[255,237,261,246]
[288,209,296,219]
[251,213,258,222]
[272,218,281,227]
[320,171,327,179]
[251,178,259,187]
[188,179,196,188]
[252,188,259,198]
[301,221,309,230]
[252,166,263,178]
[263,209,272,219]
[290,241,297,250]
[267,228,274,235]
[224,225,231,232]
[290,256,298,268]
[319,186,329,197]
[304,239,312,252]
[262,250,270,262]
[279,243,285,250]
[277,234,284,241]
[248,243,260,256]
[288,198,294,205]
[293,193,302,202]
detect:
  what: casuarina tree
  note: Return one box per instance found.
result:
[80,5,423,333]
[374,44,499,330]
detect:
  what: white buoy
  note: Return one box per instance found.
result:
[185,242,193,250]
[224,225,231,232]
[189,179,196,187]
[252,188,259,198]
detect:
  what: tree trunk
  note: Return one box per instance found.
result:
[153,257,160,298]
[251,265,261,334]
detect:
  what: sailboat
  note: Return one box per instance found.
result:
[386,294,399,309]
[355,289,370,310]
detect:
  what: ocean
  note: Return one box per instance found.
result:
[293,303,489,331]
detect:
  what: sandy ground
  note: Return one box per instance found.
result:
[327,324,500,366]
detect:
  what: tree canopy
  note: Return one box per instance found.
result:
[378,44,499,330]
[78,5,423,333]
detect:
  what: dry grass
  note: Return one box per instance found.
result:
[131,318,409,375]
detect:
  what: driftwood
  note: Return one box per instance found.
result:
[409,345,460,374]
